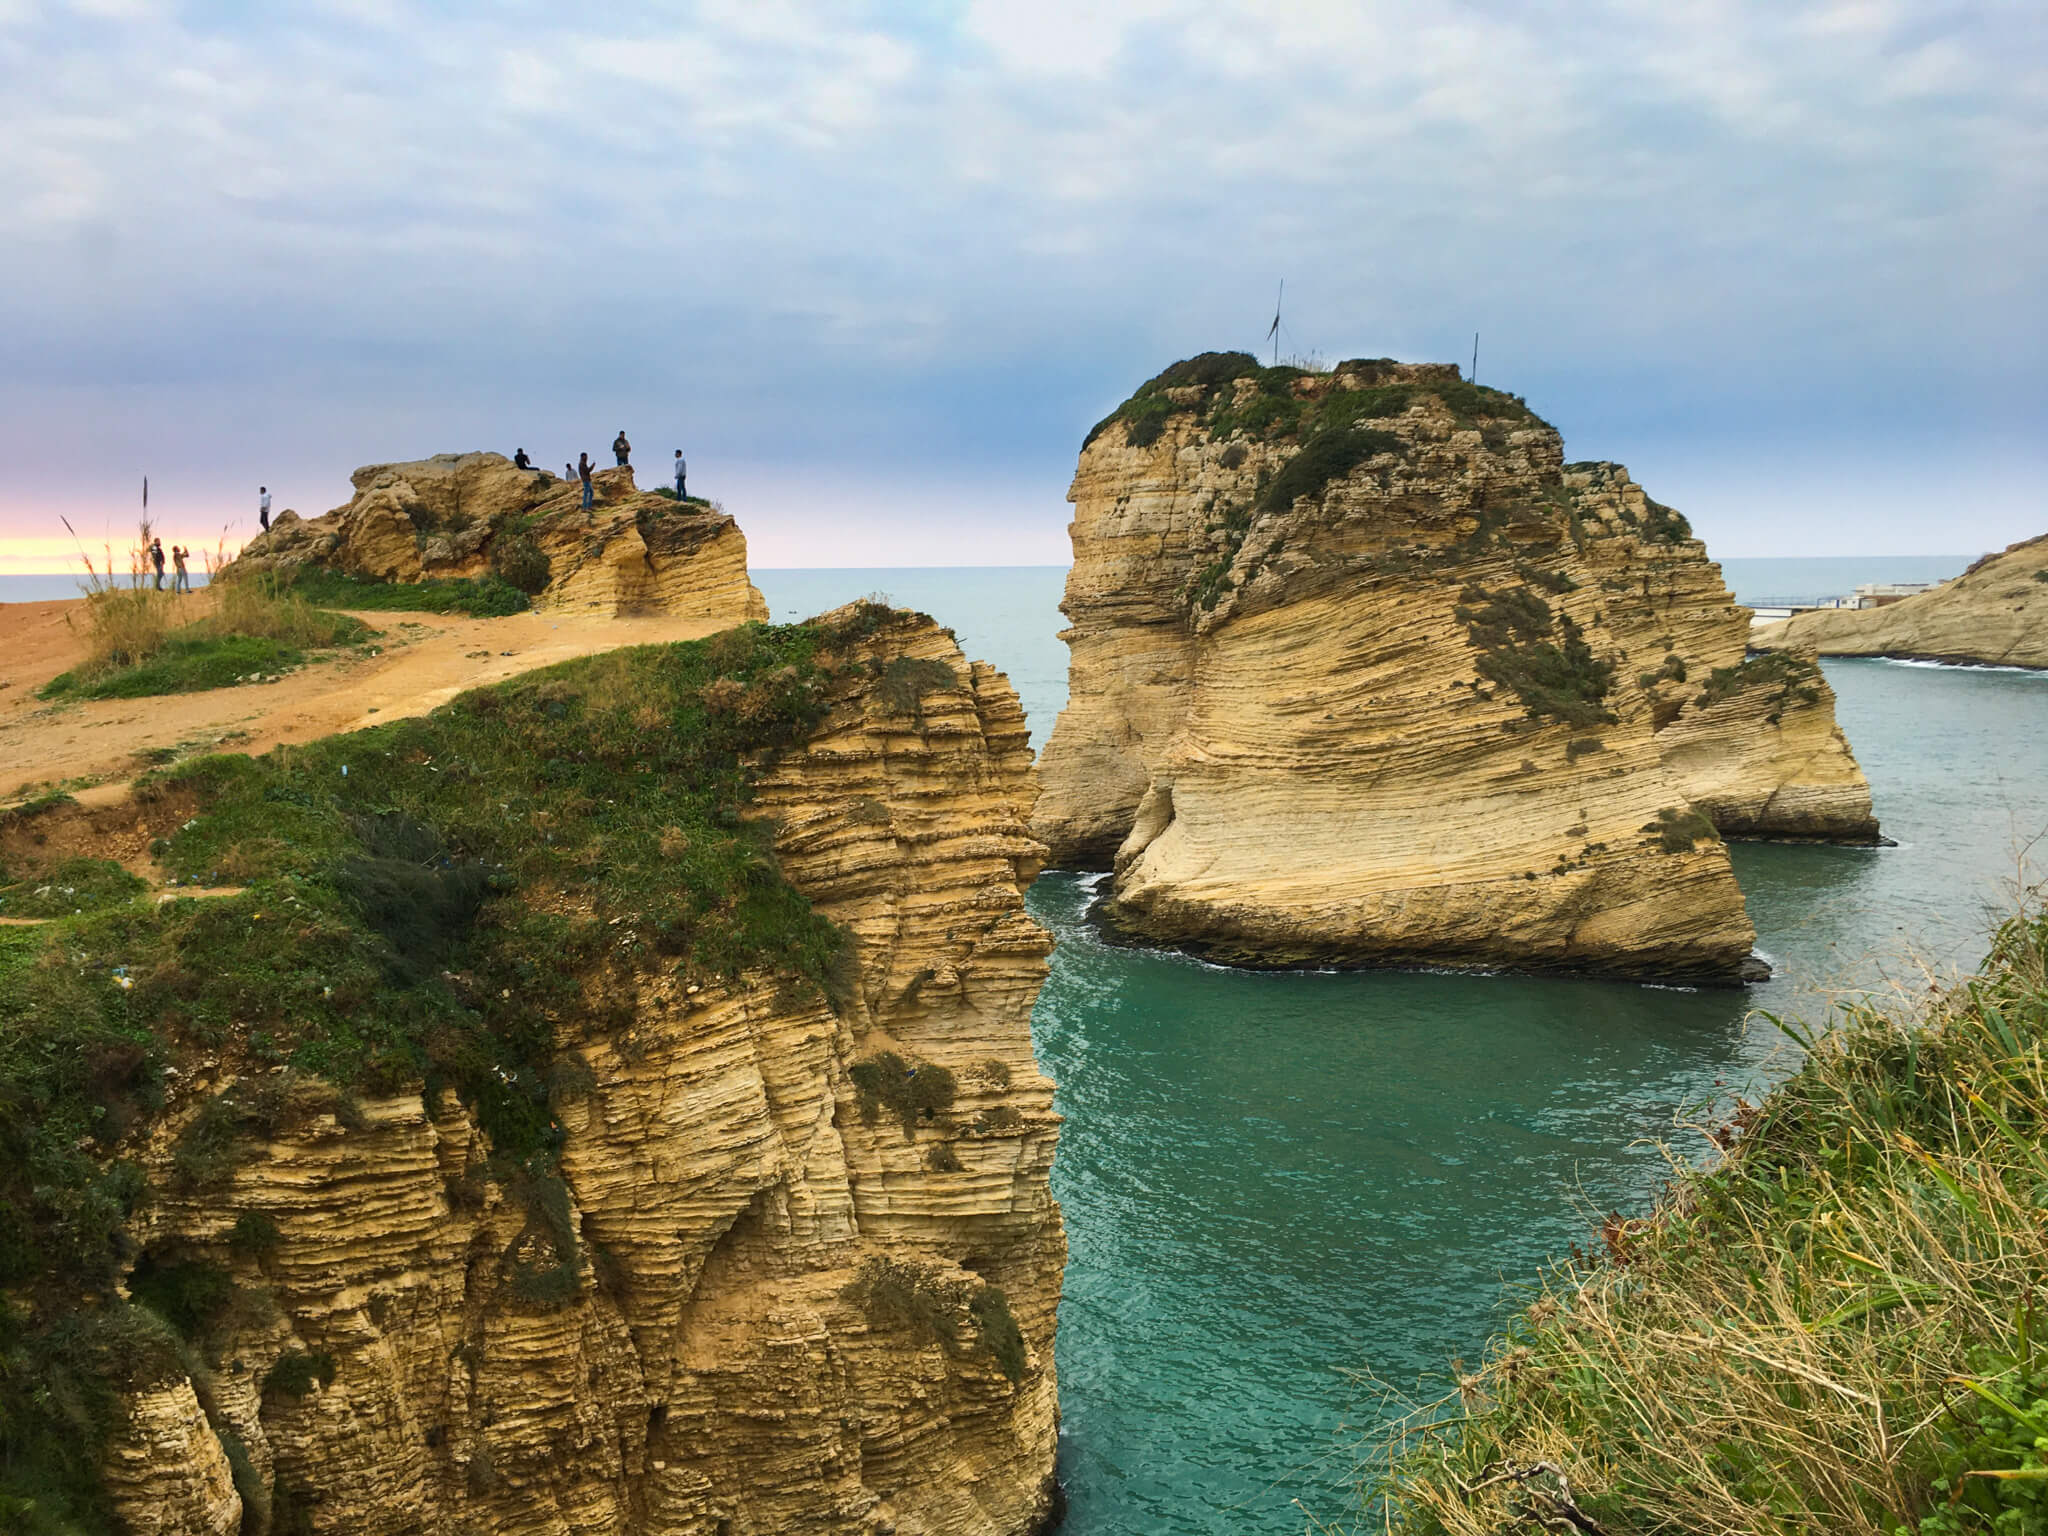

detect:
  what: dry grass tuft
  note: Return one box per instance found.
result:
[1370,909,2048,1536]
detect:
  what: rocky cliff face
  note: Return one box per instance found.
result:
[230,452,769,623]
[1753,533,2048,670]
[1033,354,1877,979]
[2,610,1059,1536]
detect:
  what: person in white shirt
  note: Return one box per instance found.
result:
[259,487,272,532]
[673,451,687,498]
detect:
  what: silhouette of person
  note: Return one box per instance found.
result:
[259,486,271,532]
[150,537,166,590]
[673,450,687,499]
[612,431,630,468]
[578,452,594,511]
[513,448,533,470]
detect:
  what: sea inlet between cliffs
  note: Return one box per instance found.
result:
[757,561,2046,1536]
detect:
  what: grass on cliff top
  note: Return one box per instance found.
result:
[1368,908,2048,1536]
[40,576,372,701]
[1083,350,1551,454]
[271,566,531,617]
[0,610,902,1532]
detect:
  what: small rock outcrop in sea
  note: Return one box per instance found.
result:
[229,451,769,622]
[1033,353,1880,980]
[1753,532,2048,670]
[1,608,1060,1535]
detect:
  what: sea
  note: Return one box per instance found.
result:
[10,556,2041,1533]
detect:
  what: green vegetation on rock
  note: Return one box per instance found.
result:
[0,857,146,918]
[1371,910,2048,1536]
[273,567,532,617]
[0,615,896,1528]
[1456,584,1617,729]
[843,1256,1027,1382]
[849,1050,958,1137]
[40,577,371,701]
[1698,651,1824,711]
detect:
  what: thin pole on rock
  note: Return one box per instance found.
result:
[1471,332,1479,384]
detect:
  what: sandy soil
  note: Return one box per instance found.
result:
[0,596,741,805]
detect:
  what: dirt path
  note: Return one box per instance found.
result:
[0,598,740,803]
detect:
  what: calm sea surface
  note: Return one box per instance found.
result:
[756,564,2048,1536]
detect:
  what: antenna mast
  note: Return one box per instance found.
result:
[1268,281,1284,366]
[1471,332,1479,385]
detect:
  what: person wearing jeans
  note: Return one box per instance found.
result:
[578,453,594,510]
[673,450,687,499]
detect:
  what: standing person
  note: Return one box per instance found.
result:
[149,537,166,590]
[565,461,573,480]
[259,486,271,532]
[612,430,630,468]
[171,544,190,594]
[673,450,687,499]
[578,452,594,511]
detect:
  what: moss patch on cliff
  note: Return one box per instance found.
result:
[0,617,894,1524]
[1370,911,2048,1536]
[844,1257,1029,1383]
[1696,651,1824,724]
[1456,584,1617,729]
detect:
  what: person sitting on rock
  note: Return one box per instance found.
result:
[673,449,687,499]
[513,448,533,470]
[612,430,631,468]
[578,452,595,511]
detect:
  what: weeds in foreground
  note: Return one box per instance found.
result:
[1367,909,2048,1535]
[43,572,370,701]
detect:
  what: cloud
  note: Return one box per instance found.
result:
[0,0,2039,565]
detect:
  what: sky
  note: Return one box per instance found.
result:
[1,0,2042,571]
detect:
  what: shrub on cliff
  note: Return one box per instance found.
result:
[1368,910,2048,1536]
[488,533,552,596]
[1456,584,1617,729]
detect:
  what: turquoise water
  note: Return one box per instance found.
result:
[764,570,2048,1532]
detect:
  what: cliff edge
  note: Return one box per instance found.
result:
[1033,353,1878,980]
[228,451,770,624]
[0,606,1060,1535]
[1753,532,2048,670]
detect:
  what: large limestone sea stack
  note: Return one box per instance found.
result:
[1033,353,1880,980]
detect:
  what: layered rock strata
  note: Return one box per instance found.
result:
[92,613,1061,1535]
[230,452,769,622]
[1035,354,1878,978]
[1754,533,2048,670]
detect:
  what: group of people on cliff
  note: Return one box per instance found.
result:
[509,433,687,510]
